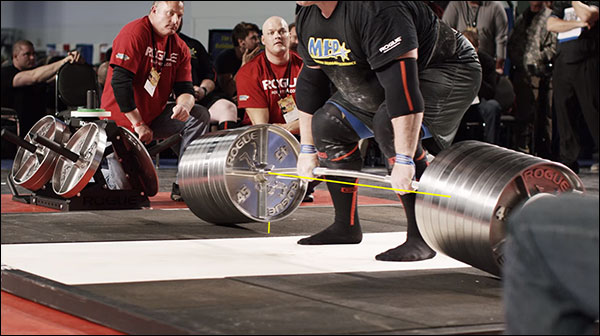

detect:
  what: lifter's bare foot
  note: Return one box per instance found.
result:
[298,223,362,245]
[375,240,436,261]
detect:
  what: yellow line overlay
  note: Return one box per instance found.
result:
[267,172,451,198]
[268,221,271,234]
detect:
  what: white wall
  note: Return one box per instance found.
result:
[1,1,297,61]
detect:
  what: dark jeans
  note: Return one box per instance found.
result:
[478,98,502,145]
[150,103,211,159]
[504,193,599,335]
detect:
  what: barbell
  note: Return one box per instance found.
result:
[179,125,584,276]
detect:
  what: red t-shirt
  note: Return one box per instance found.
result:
[101,16,191,128]
[236,51,303,125]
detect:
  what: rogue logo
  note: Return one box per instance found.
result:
[262,77,297,91]
[145,47,179,64]
[379,36,402,54]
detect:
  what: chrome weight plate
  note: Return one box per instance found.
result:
[179,125,307,224]
[415,141,584,276]
[11,116,71,191]
[52,122,107,198]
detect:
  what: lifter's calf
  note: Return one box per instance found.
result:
[298,178,362,245]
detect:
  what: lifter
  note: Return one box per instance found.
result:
[294,1,481,261]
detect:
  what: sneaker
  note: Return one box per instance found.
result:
[302,193,314,203]
[171,183,184,202]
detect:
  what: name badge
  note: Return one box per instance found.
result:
[144,67,160,97]
[278,95,299,123]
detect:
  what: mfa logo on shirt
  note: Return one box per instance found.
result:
[308,37,356,66]
[379,36,402,54]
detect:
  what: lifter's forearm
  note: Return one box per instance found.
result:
[391,112,423,158]
[299,111,315,145]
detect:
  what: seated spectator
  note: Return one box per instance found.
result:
[178,25,238,130]
[462,29,502,144]
[100,1,211,202]
[236,16,319,202]
[215,21,261,104]
[508,1,556,155]
[1,40,82,136]
[236,16,302,134]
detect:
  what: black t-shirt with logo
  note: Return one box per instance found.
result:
[296,1,438,115]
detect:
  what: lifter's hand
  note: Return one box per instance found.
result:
[297,153,318,179]
[390,163,415,195]
[171,103,191,122]
[134,124,153,144]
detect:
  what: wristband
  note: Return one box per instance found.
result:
[133,121,145,128]
[395,153,415,166]
[300,144,317,154]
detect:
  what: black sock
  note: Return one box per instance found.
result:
[218,121,236,130]
[376,144,436,261]
[298,176,362,245]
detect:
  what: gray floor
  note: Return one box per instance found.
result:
[1,158,598,334]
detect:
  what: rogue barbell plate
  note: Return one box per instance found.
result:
[52,123,107,198]
[415,141,584,276]
[179,125,307,224]
[11,116,71,191]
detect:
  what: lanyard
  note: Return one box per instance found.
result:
[263,53,292,100]
[150,29,171,74]
[466,3,481,29]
